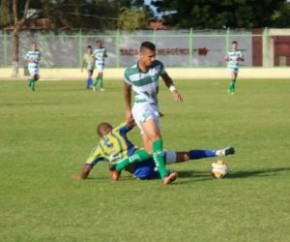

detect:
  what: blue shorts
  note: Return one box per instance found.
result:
[132,158,170,180]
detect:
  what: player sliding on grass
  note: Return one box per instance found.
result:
[124,41,183,185]
[24,42,41,92]
[75,121,235,181]
[224,41,244,94]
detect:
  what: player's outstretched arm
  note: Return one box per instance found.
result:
[74,164,92,180]
[161,72,183,103]
[127,119,136,129]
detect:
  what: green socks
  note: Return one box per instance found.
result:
[114,149,151,172]
[113,140,168,180]
[152,139,168,179]
[94,77,104,89]
[28,78,36,91]
[228,79,236,93]
[100,78,104,89]
[94,77,99,87]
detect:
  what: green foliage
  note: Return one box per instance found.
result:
[152,0,287,28]
[118,7,149,30]
[1,79,290,241]
[0,0,12,26]
[0,0,152,30]
[40,0,120,30]
[271,2,290,27]
[1,0,289,29]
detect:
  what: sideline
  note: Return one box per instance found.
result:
[0,67,289,80]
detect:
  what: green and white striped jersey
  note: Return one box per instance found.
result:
[124,60,165,104]
[93,47,107,65]
[226,50,243,70]
[25,50,41,69]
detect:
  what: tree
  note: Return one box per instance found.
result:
[11,0,32,77]
[271,1,290,27]
[151,0,287,28]
[118,7,149,30]
[0,0,153,75]
[0,0,43,77]
[44,0,120,30]
[0,0,124,76]
[0,0,12,26]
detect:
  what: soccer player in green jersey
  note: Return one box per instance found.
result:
[123,41,183,185]
[81,45,95,89]
[93,40,107,91]
[75,121,235,181]
[24,42,41,91]
[224,41,244,94]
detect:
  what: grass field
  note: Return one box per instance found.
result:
[1,79,290,242]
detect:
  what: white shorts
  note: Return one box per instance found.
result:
[228,67,239,74]
[28,67,40,77]
[132,102,160,134]
[95,63,105,72]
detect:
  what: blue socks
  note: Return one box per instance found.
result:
[189,150,216,159]
[87,78,93,88]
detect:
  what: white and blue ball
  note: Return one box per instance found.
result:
[210,160,228,179]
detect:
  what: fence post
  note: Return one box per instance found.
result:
[225,27,230,52]
[115,28,120,68]
[78,29,83,68]
[189,28,193,67]
[3,30,8,67]
[39,31,45,67]
[262,27,269,67]
[153,28,157,44]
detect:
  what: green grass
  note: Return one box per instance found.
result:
[1,79,290,242]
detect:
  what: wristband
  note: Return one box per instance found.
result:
[169,85,177,92]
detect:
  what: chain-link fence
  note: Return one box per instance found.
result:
[0,28,289,68]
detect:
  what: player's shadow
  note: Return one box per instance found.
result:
[227,167,290,179]
[177,170,213,183]
[177,167,290,182]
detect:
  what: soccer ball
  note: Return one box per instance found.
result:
[210,160,228,179]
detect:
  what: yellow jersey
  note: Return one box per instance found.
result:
[83,53,95,71]
[85,123,136,167]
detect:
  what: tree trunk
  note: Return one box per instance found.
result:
[11,29,20,77]
[11,0,31,78]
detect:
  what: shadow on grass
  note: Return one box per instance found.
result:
[177,167,290,182]
[176,170,213,184]
[84,174,136,181]
[79,167,290,185]
[227,167,290,179]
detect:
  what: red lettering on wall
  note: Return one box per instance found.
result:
[198,48,208,56]
[120,48,209,56]
[120,49,138,56]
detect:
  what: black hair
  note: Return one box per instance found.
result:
[232,41,238,45]
[87,45,92,49]
[140,41,156,51]
[96,122,113,137]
